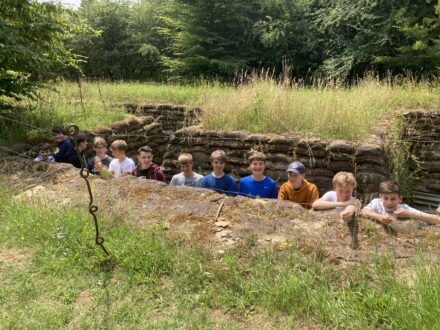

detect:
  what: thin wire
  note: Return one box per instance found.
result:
[0,145,36,160]
[0,114,53,134]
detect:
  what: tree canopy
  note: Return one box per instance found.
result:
[2,0,440,96]
[0,0,88,99]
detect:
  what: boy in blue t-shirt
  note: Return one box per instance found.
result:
[239,152,278,199]
[201,150,236,195]
[52,126,74,163]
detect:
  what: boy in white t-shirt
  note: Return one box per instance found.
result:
[312,171,360,222]
[108,140,135,178]
[362,180,440,225]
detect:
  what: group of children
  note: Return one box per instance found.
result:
[34,127,440,225]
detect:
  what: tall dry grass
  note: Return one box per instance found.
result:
[2,75,440,144]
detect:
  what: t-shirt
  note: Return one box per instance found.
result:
[238,175,278,199]
[87,155,114,175]
[201,173,236,195]
[278,179,319,209]
[321,191,355,208]
[34,155,55,162]
[169,172,203,187]
[54,139,74,163]
[109,157,135,177]
[132,163,166,182]
[66,150,87,169]
[364,198,424,218]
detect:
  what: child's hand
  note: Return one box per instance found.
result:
[380,215,393,224]
[394,209,412,219]
[339,209,354,222]
[95,157,104,171]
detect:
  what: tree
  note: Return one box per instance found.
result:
[253,0,322,77]
[160,0,261,80]
[0,0,87,99]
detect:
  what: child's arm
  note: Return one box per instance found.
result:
[361,207,393,224]
[312,198,354,210]
[394,209,440,225]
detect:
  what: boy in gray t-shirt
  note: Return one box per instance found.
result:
[169,153,203,187]
[362,181,440,225]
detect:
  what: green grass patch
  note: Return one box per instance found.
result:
[2,75,440,145]
[0,183,440,328]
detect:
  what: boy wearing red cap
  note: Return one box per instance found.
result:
[278,161,319,209]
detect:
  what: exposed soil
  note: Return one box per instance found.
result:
[2,159,440,270]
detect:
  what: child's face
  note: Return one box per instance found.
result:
[380,193,402,212]
[78,141,88,152]
[111,149,125,160]
[212,159,225,173]
[139,151,153,167]
[250,160,265,176]
[180,162,193,175]
[288,172,304,188]
[54,132,65,143]
[335,184,354,202]
[94,145,107,157]
[39,149,50,160]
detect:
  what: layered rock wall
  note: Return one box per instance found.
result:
[402,110,440,210]
[162,127,387,198]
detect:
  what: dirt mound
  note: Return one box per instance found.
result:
[2,159,440,267]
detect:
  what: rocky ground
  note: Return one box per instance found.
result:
[2,158,440,271]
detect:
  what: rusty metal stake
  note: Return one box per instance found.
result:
[214,201,224,222]
[347,213,359,250]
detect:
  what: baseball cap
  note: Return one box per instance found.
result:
[286,161,305,175]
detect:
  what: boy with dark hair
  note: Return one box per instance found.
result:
[52,126,73,163]
[312,171,360,222]
[34,143,55,162]
[66,133,88,169]
[108,140,135,177]
[132,146,166,182]
[201,150,236,194]
[278,161,318,209]
[362,180,440,225]
[169,153,203,187]
[87,137,113,176]
[238,152,278,199]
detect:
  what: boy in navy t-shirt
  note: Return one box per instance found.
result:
[201,150,236,195]
[239,152,278,199]
[52,126,74,163]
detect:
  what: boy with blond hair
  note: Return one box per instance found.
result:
[312,171,360,222]
[108,139,135,177]
[201,150,236,194]
[362,180,440,225]
[278,161,318,209]
[169,153,203,187]
[87,137,113,176]
[238,152,278,199]
[132,145,165,182]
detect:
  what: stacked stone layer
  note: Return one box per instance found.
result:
[123,103,200,132]
[402,111,440,209]
[162,127,387,197]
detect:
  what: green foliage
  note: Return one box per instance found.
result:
[0,0,89,99]
[160,0,261,79]
[69,0,170,80]
[1,185,440,328]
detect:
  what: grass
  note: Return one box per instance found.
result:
[1,74,440,144]
[1,182,440,329]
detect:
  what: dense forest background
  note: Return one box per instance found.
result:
[2,0,440,98]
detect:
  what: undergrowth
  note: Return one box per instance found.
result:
[0,183,439,329]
